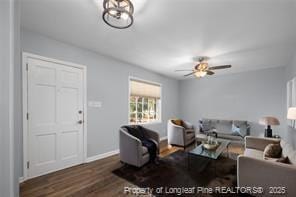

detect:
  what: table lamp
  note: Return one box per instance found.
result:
[259,116,280,137]
[287,107,296,127]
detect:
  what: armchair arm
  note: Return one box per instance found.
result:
[119,128,143,166]
[183,120,194,129]
[143,127,160,144]
[237,155,296,195]
[245,136,280,151]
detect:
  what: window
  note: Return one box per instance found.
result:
[129,78,161,124]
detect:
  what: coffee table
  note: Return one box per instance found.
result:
[188,139,230,172]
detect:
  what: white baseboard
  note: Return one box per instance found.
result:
[19,176,25,183]
[160,136,167,141]
[85,149,119,163]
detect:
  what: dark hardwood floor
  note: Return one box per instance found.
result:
[20,140,243,197]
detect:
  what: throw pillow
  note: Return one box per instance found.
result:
[172,119,183,126]
[231,124,243,137]
[263,143,282,158]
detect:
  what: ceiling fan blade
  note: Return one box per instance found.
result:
[184,71,196,77]
[175,69,193,72]
[206,70,215,75]
[208,65,232,70]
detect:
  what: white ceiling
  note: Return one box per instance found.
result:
[21,0,296,79]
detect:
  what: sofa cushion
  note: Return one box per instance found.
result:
[214,120,233,134]
[263,143,282,158]
[281,140,296,165]
[244,148,263,160]
[217,133,243,141]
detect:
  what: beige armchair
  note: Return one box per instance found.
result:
[237,136,296,196]
[167,119,195,147]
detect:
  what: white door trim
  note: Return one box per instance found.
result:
[22,52,87,181]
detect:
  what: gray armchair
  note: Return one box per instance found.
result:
[119,126,160,167]
[167,119,195,147]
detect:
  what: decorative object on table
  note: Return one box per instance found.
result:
[272,135,281,139]
[207,130,218,138]
[102,0,134,29]
[259,116,280,138]
[202,135,219,150]
[287,107,296,128]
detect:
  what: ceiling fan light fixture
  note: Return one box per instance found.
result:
[194,71,207,78]
[102,0,134,29]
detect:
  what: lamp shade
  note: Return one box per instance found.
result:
[259,116,280,126]
[287,107,296,120]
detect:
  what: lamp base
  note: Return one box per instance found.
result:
[265,125,272,137]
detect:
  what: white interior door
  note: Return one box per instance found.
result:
[27,57,85,178]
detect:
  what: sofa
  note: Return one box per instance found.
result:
[119,125,160,167]
[167,119,196,147]
[198,118,250,143]
[237,136,296,196]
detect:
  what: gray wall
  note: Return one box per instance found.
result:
[179,67,286,137]
[284,51,296,148]
[20,29,179,159]
[1,0,19,196]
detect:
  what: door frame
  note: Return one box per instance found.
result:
[22,52,88,181]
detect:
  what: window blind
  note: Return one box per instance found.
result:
[130,79,161,99]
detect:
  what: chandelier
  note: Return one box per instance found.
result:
[102,0,134,29]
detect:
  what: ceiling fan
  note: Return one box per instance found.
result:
[175,56,232,78]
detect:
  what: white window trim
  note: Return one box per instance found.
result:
[128,76,162,125]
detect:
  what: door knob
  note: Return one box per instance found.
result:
[78,110,83,114]
[78,120,83,124]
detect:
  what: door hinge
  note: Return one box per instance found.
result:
[26,113,29,120]
[26,63,28,71]
[27,161,30,169]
